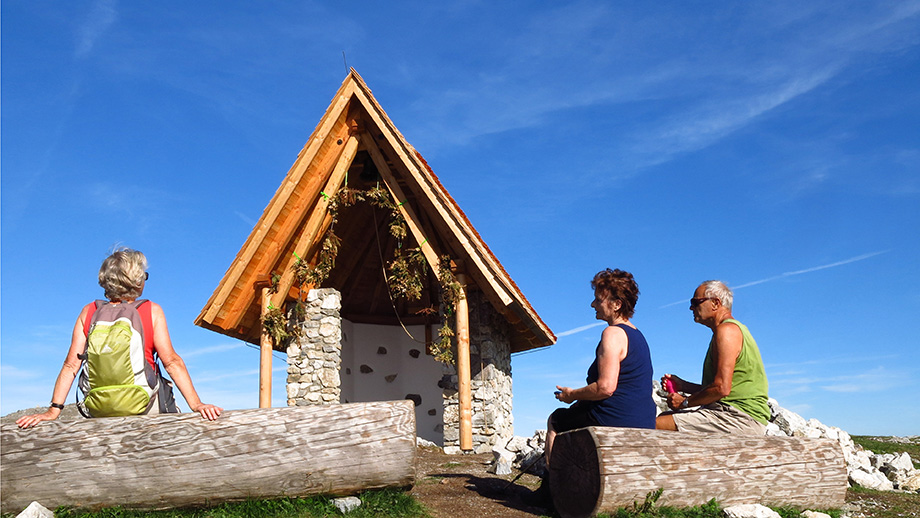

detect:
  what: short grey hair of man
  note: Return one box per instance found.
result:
[99,248,148,301]
[701,280,733,310]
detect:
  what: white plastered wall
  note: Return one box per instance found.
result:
[340,319,445,444]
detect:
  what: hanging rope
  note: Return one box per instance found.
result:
[372,204,430,345]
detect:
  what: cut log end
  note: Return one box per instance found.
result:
[550,427,602,518]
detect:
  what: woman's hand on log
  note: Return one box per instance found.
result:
[15,408,60,429]
[555,386,576,404]
[194,403,223,421]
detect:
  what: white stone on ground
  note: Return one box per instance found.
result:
[332,496,362,514]
[16,502,53,518]
[722,503,782,518]
[416,436,438,448]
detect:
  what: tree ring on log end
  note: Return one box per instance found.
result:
[550,427,601,518]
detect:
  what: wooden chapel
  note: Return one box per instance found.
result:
[195,69,555,451]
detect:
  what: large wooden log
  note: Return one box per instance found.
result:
[1,400,417,513]
[550,427,847,518]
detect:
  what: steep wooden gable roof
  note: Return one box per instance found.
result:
[196,70,555,352]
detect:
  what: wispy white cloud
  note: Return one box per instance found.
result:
[83,182,183,235]
[659,251,889,308]
[234,211,257,228]
[75,0,118,59]
[634,68,839,169]
[730,250,889,290]
[769,366,906,394]
[556,322,605,338]
[766,353,899,370]
[0,364,43,381]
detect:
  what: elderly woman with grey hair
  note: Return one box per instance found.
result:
[17,248,222,428]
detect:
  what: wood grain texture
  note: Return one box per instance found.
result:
[1,401,417,513]
[550,427,847,518]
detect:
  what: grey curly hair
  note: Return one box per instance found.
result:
[98,248,147,301]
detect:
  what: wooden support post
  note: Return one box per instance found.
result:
[455,273,472,451]
[259,285,272,408]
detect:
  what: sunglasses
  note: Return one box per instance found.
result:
[144,272,149,281]
[689,297,716,308]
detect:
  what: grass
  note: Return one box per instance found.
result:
[591,490,843,518]
[847,486,920,518]
[38,489,430,518]
[852,435,920,469]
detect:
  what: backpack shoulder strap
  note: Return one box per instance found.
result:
[82,300,105,337]
[135,300,156,370]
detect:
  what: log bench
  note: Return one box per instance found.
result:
[1,400,417,513]
[549,427,847,518]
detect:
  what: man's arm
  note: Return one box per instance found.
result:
[668,322,742,409]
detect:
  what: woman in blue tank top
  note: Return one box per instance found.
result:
[544,268,656,468]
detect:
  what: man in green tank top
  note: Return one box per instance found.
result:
[656,280,770,435]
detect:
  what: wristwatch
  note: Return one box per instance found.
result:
[50,402,64,410]
[680,398,690,409]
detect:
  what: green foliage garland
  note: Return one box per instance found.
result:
[262,185,458,362]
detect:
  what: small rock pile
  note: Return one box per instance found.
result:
[487,383,920,494]
[765,400,919,492]
[487,430,546,476]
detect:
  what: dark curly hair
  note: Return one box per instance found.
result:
[591,268,640,319]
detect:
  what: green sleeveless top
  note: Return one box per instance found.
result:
[701,318,770,424]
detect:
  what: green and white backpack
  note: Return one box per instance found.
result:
[77,300,160,417]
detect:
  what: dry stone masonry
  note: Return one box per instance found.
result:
[286,289,343,406]
[442,290,514,454]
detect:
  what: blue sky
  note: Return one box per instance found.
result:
[2,1,918,436]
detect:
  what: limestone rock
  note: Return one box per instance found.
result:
[802,511,832,518]
[902,473,920,492]
[488,445,514,475]
[16,502,53,518]
[849,468,894,491]
[722,503,781,518]
[332,496,361,513]
[504,435,529,453]
[772,407,807,436]
[416,436,438,448]
[876,451,917,488]
[763,422,786,437]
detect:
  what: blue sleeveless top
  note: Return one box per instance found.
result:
[585,324,656,429]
